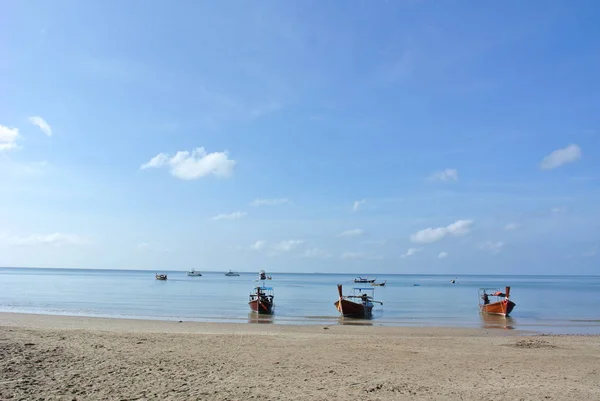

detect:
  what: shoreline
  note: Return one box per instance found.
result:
[2,312,599,400]
[0,311,524,337]
[2,309,599,335]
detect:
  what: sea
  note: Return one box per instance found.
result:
[1,268,599,334]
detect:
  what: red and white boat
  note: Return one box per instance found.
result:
[248,286,274,315]
[334,284,382,319]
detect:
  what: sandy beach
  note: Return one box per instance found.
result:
[1,313,599,400]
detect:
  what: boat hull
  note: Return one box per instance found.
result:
[187,273,202,276]
[334,299,373,319]
[249,299,274,315]
[480,300,516,317]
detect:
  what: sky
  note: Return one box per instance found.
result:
[1,1,599,274]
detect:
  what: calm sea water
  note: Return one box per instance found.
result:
[1,268,598,334]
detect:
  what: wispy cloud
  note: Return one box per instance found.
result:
[339,228,365,238]
[9,233,90,247]
[303,248,332,259]
[438,251,448,259]
[540,144,582,170]
[28,116,53,137]
[401,247,422,258]
[428,168,458,182]
[251,198,289,207]
[249,240,266,251]
[352,199,366,213]
[382,51,416,83]
[341,252,365,260]
[504,223,520,231]
[479,241,504,254]
[340,252,383,261]
[212,211,247,221]
[582,245,598,258]
[0,124,20,151]
[141,147,235,180]
[272,240,304,252]
[410,219,473,244]
[136,242,170,252]
[195,85,283,128]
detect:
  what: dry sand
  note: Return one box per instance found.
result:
[1,313,599,401]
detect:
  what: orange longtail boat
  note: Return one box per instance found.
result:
[479,286,516,317]
[334,284,383,319]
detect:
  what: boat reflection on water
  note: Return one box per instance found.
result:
[337,317,373,326]
[480,313,516,330]
[248,313,274,324]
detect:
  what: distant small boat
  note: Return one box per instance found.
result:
[371,280,387,287]
[450,279,456,284]
[334,284,382,319]
[354,276,376,284]
[187,269,202,277]
[479,286,516,317]
[225,270,240,277]
[413,284,420,286]
[155,274,167,281]
[248,286,274,315]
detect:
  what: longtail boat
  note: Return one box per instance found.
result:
[334,284,382,319]
[155,273,167,281]
[248,286,274,314]
[371,280,387,287]
[479,286,516,317]
[354,276,376,283]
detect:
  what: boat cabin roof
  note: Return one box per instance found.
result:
[255,286,273,291]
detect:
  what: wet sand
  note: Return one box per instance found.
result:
[1,312,599,400]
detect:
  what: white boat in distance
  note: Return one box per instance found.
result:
[187,269,202,277]
[225,270,240,277]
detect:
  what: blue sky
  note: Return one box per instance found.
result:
[1,1,599,274]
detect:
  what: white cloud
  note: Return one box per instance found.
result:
[428,168,458,182]
[251,198,289,206]
[504,223,520,231]
[340,228,365,238]
[250,240,266,251]
[137,242,151,252]
[212,211,247,221]
[401,247,422,258]
[303,248,332,259]
[340,252,383,261]
[28,116,52,137]
[0,124,20,151]
[352,199,366,213]
[141,147,235,180]
[272,240,304,252]
[410,219,473,244]
[540,144,582,170]
[551,207,566,213]
[479,241,504,254]
[438,252,448,259]
[9,233,90,247]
